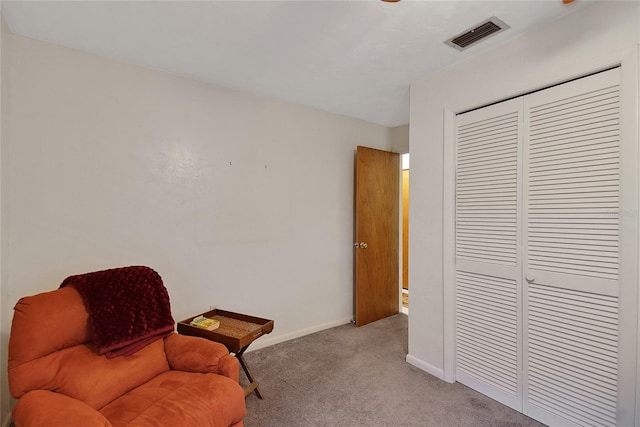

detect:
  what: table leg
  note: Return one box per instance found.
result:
[236,346,264,399]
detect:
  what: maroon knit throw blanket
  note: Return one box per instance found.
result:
[60,266,175,359]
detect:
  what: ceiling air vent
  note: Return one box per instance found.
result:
[445,17,510,51]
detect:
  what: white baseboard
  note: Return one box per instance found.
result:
[406,354,447,382]
[2,413,11,427]
[246,317,353,352]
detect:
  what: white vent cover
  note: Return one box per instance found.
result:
[445,17,510,51]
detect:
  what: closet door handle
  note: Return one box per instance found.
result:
[525,273,536,284]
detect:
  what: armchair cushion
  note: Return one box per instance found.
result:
[9,287,90,369]
[99,371,245,427]
[12,390,112,427]
[11,339,169,410]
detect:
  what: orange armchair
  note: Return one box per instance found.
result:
[8,286,246,426]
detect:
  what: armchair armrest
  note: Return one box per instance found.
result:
[164,332,240,382]
[12,390,111,427]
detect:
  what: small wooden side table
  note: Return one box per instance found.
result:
[177,309,274,399]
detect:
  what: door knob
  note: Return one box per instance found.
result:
[354,242,368,249]
[525,273,535,283]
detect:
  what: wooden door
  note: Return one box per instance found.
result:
[355,146,399,327]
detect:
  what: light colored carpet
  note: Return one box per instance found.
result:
[243,314,544,427]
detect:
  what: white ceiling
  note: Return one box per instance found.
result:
[1,0,587,127]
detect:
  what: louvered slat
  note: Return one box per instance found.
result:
[456,111,518,265]
[527,85,620,281]
[527,284,618,427]
[456,271,518,394]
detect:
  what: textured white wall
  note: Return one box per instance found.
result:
[408,0,639,380]
[2,35,392,412]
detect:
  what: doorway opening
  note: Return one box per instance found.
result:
[401,153,409,314]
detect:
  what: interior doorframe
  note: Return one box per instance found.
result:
[443,109,456,384]
[400,152,409,315]
[619,46,640,426]
[442,48,639,423]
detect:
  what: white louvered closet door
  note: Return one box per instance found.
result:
[454,98,523,410]
[523,69,622,427]
[455,67,633,427]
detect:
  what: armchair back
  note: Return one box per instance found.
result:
[8,286,170,409]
